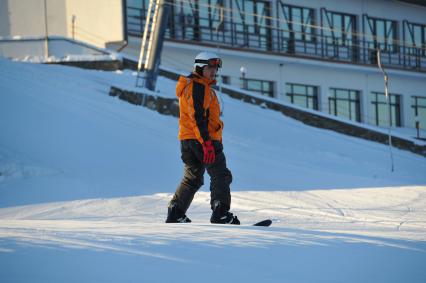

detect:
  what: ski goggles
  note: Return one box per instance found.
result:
[195,58,222,68]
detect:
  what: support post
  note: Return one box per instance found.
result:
[145,0,171,91]
[377,48,395,172]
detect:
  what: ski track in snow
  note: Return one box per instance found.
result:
[0,147,62,184]
[1,187,426,282]
[0,187,425,249]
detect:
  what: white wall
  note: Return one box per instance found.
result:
[0,0,124,48]
[65,0,124,47]
[0,0,67,37]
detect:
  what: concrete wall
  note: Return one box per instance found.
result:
[0,0,124,48]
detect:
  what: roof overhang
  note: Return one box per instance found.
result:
[395,0,426,7]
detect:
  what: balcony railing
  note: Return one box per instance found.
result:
[126,5,426,72]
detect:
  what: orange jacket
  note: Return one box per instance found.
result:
[176,73,223,144]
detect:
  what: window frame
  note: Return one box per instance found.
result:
[371,92,402,127]
[277,2,317,45]
[329,88,362,122]
[285,83,319,110]
[365,16,399,53]
[322,9,357,47]
[240,77,275,98]
[404,21,426,57]
[412,95,426,129]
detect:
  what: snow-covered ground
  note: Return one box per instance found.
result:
[0,36,119,63]
[0,58,425,282]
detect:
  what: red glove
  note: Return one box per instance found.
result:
[202,140,215,164]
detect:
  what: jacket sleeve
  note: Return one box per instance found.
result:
[187,81,210,144]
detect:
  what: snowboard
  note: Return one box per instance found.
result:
[252,219,272,227]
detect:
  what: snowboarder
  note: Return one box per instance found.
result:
[166,51,240,225]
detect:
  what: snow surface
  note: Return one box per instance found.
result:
[0,36,119,63]
[0,58,426,283]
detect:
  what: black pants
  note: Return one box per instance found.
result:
[170,139,233,213]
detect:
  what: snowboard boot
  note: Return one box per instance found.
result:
[210,200,240,225]
[165,202,191,223]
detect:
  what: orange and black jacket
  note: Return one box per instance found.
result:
[176,72,223,144]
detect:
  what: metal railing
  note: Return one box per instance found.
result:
[126,5,426,72]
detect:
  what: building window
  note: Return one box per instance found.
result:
[412,96,426,130]
[329,88,361,122]
[221,75,230,85]
[277,2,316,53]
[286,83,318,110]
[166,0,228,41]
[241,78,274,97]
[404,21,426,57]
[321,9,358,62]
[365,16,398,53]
[230,0,273,50]
[371,92,401,127]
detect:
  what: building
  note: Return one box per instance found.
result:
[0,0,126,48]
[1,0,425,132]
[124,0,426,131]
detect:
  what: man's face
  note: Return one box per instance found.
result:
[202,65,218,80]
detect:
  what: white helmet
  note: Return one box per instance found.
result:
[194,51,222,69]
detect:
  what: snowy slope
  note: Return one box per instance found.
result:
[0,58,425,283]
[0,59,425,207]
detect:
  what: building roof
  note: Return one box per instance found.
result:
[396,0,426,7]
